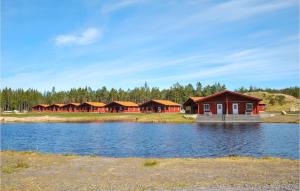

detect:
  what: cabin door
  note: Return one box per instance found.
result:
[217,104,223,115]
[232,103,238,114]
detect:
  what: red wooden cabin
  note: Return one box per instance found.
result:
[47,104,65,112]
[32,104,49,112]
[196,90,262,115]
[258,103,266,112]
[62,103,81,112]
[106,101,140,113]
[78,102,107,113]
[140,100,180,113]
[183,97,204,114]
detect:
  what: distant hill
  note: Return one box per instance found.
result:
[244,92,300,112]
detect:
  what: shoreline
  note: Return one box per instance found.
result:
[0,112,299,123]
[1,150,299,160]
[0,116,195,124]
[2,151,299,191]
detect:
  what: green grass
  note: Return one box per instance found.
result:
[144,160,159,167]
[245,91,300,112]
[1,112,195,123]
[2,160,29,174]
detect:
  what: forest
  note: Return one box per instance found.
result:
[0,82,299,111]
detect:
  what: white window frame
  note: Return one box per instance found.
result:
[246,103,253,111]
[203,104,210,112]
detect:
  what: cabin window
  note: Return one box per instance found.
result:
[204,104,210,111]
[246,103,253,111]
[158,106,161,112]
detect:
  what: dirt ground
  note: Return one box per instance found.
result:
[1,151,299,191]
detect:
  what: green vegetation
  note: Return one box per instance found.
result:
[1,109,299,123]
[261,114,300,123]
[2,159,29,174]
[144,160,159,167]
[237,86,299,98]
[1,83,298,113]
[0,112,195,123]
[0,82,226,111]
[244,92,300,112]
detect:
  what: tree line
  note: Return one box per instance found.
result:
[0,82,225,111]
[0,82,298,111]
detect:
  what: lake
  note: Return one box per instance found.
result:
[1,122,299,159]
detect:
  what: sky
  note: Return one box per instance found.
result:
[1,0,299,91]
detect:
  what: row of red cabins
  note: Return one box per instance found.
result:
[32,100,181,113]
[32,91,266,114]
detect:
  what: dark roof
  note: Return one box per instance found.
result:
[197,90,262,102]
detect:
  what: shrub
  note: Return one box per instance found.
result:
[144,160,158,167]
[269,97,276,105]
[276,95,286,105]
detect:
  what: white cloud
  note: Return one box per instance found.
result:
[54,28,101,46]
[101,0,145,14]
[168,0,297,31]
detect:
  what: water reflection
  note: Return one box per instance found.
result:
[196,123,263,157]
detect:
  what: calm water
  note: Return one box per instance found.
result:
[1,122,299,159]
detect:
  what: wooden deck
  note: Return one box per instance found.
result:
[196,114,261,123]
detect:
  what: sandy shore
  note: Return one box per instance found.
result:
[0,116,92,123]
[1,151,299,191]
[0,113,195,123]
[1,113,299,123]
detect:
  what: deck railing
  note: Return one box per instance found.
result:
[196,114,260,123]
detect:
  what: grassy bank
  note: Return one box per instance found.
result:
[1,112,300,123]
[261,113,300,123]
[245,91,300,112]
[0,112,195,123]
[1,151,299,191]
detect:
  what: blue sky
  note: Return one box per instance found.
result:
[2,0,299,91]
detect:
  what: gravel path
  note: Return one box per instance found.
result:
[1,151,299,191]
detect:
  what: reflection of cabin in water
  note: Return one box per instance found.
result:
[47,104,65,112]
[32,104,49,112]
[62,103,81,112]
[183,97,203,114]
[79,102,107,113]
[140,100,180,113]
[106,101,140,113]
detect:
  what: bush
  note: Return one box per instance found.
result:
[144,160,158,167]
[276,95,286,105]
[269,97,276,105]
